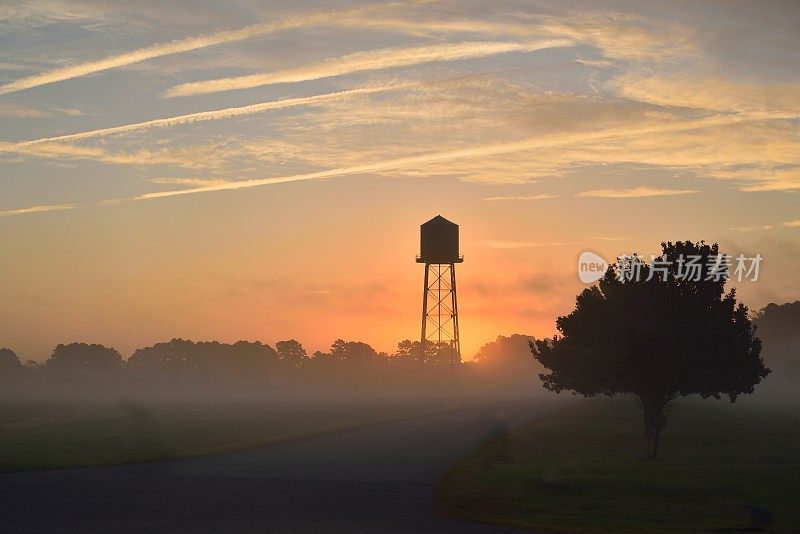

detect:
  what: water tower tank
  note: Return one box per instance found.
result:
[416,215,464,264]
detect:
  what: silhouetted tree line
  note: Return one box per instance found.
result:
[0,337,511,391]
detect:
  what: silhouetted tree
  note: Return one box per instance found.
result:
[534,241,769,459]
[218,340,278,378]
[475,334,541,372]
[394,340,422,363]
[44,343,124,381]
[276,340,308,369]
[393,340,460,366]
[127,339,278,380]
[472,335,545,392]
[128,339,196,375]
[0,348,22,380]
[329,339,378,363]
[427,342,460,367]
[393,340,432,365]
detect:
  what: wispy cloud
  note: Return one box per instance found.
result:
[576,186,699,198]
[482,240,581,249]
[251,79,800,190]
[165,40,572,97]
[0,8,688,98]
[735,167,800,192]
[131,117,727,200]
[56,108,83,117]
[343,13,694,61]
[482,194,556,201]
[592,235,632,241]
[0,139,233,168]
[0,104,52,118]
[5,85,405,148]
[0,3,396,96]
[609,74,800,115]
[730,225,774,232]
[1,109,790,216]
[93,112,785,202]
[0,203,76,217]
[148,177,233,187]
[783,219,800,228]
[132,139,550,200]
[0,104,82,119]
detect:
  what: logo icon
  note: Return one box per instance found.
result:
[578,251,608,284]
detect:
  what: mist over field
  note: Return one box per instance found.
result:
[1,302,798,475]
[0,333,557,472]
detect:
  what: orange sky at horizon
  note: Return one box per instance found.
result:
[1,1,799,362]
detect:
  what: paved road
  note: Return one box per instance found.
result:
[1,398,564,533]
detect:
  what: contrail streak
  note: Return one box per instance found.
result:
[165,39,572,97]
[134,112,764,200]
[576,187,698,198]
[8,85,408,147]
[4,64,577,149]
[0,204,76,217]
[1,110,781,217]
[0,3,402,96]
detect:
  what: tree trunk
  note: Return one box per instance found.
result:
[638,394,668,460]
[649,429,660,460]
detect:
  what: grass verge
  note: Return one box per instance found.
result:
[436,396,800,532]
[0,396,465,472]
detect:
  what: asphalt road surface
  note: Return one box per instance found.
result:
[1,398,564,533]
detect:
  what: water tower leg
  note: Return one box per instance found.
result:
[450,263,461,364]
[420,263,430,365]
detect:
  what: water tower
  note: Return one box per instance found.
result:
[416,215,463,360]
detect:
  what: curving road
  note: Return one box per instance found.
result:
[0,398,563,533]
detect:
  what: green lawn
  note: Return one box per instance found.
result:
[0,395,458,472]
[437,396,800,533]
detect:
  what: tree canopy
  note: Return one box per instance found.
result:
[534,241,770,458]
[0,348,22,378]
[45,343,124,379]
[127,339,278,379]
[275,339,308,369]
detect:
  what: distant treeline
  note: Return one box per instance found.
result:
[0,335,544,391]
[2,301,795,392]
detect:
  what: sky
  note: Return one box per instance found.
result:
[1,0,799,362]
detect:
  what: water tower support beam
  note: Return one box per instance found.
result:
[421,263,429,360]
[421,263,460,362]
[450,263,460,358]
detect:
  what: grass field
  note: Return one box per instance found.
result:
[0,394,462,472]
[437,396,800,533]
